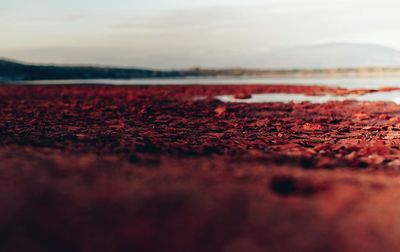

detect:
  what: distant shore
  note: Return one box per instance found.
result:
[3,58,400,81]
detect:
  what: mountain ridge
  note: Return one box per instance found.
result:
[259,43,400,69]
[5,43,400,81]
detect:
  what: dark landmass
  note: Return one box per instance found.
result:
[4,58,400,81]
[0,59,193,81]
[2,84,400,251]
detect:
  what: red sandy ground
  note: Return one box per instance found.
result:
[2,85,400,251]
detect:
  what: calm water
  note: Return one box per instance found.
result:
[20,76,400,89]
[217,90,400,104]
[18,76,400,104]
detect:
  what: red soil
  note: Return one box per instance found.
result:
[1,84,400,252]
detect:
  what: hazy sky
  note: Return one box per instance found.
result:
[2,0,400,68]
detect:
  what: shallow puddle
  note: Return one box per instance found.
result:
[217,90,400,104]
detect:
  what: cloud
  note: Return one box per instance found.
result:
[31,14,84,22]
[4,0,400,68]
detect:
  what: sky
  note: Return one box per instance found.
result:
[2,0,400,69]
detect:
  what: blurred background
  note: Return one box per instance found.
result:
[3,0,400,69]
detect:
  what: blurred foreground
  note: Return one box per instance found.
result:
[1,85,400,251]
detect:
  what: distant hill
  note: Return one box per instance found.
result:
[259,43,400,69]
[0,59,193,81]
[5,45,400,82]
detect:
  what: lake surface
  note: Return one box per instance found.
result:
[20,76,400,89]
[217,90,400,104]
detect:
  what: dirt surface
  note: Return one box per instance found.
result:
[1,84,400,252]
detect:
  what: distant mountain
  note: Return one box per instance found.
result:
[0,59,193,81]
[260,43,400,69]
[4,45,400,82]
